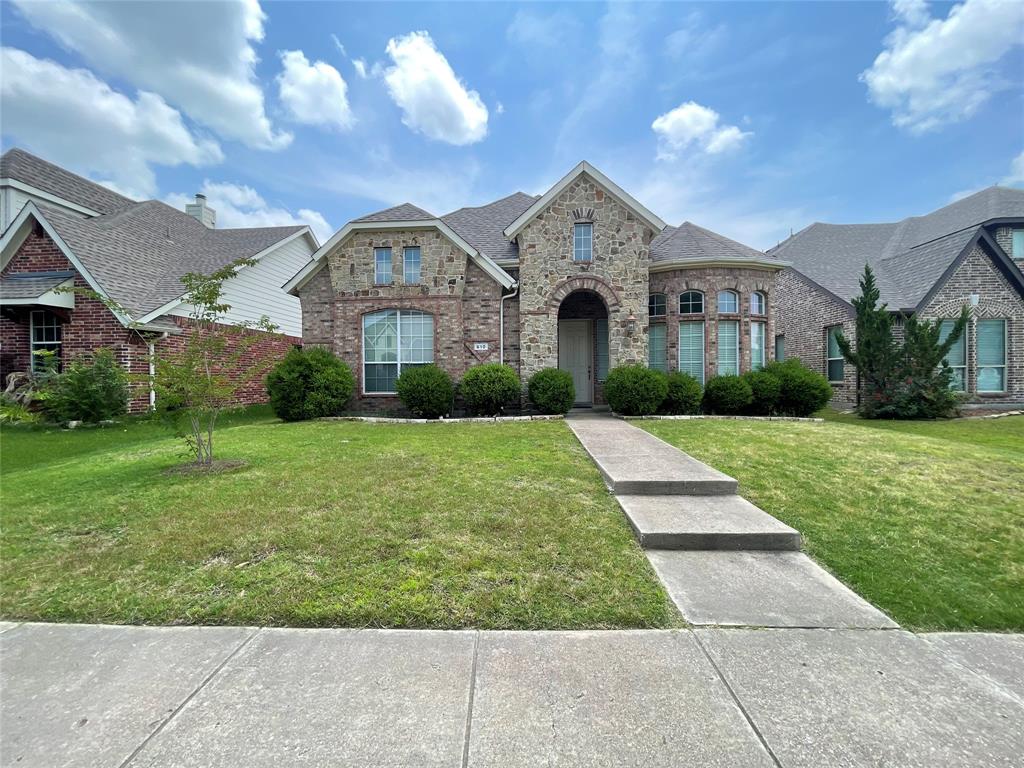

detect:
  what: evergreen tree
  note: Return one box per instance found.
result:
[834,266,897,412]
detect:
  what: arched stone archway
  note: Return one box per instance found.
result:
[546,275,621,314]
[556,289,610,405]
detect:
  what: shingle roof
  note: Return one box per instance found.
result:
[353,202,435,223]
[442,192,537,262]
[771,186,1024,307]
[0,271,75,300]
[1,148,135,215]
[650,221,776,264]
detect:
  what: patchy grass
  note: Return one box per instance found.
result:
[1,411,675,629]
[641,414,1024,631]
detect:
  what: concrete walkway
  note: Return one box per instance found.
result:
[566,413,898,628]
[1,622,1022,767]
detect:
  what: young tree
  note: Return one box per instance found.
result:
[834,265,898,404]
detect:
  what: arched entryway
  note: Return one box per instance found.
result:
[557,290,609,405]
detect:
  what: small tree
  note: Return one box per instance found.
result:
[834,266,898,401]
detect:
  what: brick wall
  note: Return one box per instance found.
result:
[993,226,1024,275]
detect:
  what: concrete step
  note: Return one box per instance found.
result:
[617,495,802,551]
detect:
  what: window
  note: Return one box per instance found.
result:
[648,293,666,318]
[374,247,392,285]
[573,223,593,262]
[826,326,845,383]
[648,323,667,373]
[751,322,766,371]
[29,310,61,372]
[717,290,738,314]
[750,291,766,316]
[362,309,433,393]
[679,290,704,314]
[774,334,785,362]
[1012,229,1024,258]
[594,319,609,381]
[977,319,1006,392]
[678,321,705,385]
[403,247,421,285]
[939,319,966,391]
[717,320,739,376]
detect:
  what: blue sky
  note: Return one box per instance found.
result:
[1,0,1022,249]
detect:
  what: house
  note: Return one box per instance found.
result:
[771,187,1024,408]
[0,148,319,410]
[284,161,786,411]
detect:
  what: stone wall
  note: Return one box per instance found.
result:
[327,229,468,297]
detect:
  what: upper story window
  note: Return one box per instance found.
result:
[573,223,593,262]
[1012,228,1024,258]
[374,247,392,285]
[679,290,704,314]
[717,290,739,314]
[750,291,766,315]
[648,293,666,318]
[403,246,421,285]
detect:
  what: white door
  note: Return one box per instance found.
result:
[558,319,592,404]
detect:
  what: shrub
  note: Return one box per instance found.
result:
[662,372,702,415]
[528,368,575,415]
[460,363,520,415]
[265,347,354,421]
[765,359,832,417]
[604,365,668,416]
[396,364,454,419]
[702,375,753,415]
[742,370,782,416]
[44,349,129,423]
[0,399,40,424]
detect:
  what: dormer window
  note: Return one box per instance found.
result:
[573,223,593,262]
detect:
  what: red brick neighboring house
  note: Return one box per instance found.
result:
[0,149,318,411]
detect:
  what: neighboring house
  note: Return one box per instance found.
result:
[285,161,786,411]
[0,148,318,410]
[771,187,1024,408]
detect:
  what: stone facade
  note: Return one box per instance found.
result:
[327,229,468,297]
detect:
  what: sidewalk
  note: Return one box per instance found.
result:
[1,621,1022,767]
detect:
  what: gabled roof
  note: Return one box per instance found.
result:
[650,221,784,269]
[503,161,666,238]
[0,148,135,215]
[442,192,537,263]
[0,271,75,303]
[354,202,435,223]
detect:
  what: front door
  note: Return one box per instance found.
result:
[558,319,593,405]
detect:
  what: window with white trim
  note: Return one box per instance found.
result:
[939,319,966,391]
[648,323,667,373]
[573,223,593,262]
[750,291,766,316]
[679,321,704,384]
[648,293,666,318]
[977,319,1006,393]
[362,309,433,393]
[826,326,844,383]
[751,321,766,371]
[403,246,421,284]
[374,247,392,285]
[717,290,738,314]
[679,290,704,314]
[29,310,62,372]
[717,320,739,376]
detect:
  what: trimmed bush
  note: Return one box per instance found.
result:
[460,363,520,415]
[265,347,354,421]
[742,370,782,416]
[765,359,832,417]
[528,368,575,415]
[604,365,668,416]
[662,372,702,415]
[396,364,454,419]
[702,375,753,415]
[44,349,129,423]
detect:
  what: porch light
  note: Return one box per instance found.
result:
[626,312,637,335]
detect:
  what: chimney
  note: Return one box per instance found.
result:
[185,193,216,228]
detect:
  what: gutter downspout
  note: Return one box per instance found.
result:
[499,282,519,366]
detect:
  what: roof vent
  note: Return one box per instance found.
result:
[185,193,216,228]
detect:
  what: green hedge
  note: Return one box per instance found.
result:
[460,363,520,415]
[528,368,575,414]
[702,375,752,415]
[604,365,668,416]
[662,372,702,415]
[396,365,454,419]
[266,347,354,421]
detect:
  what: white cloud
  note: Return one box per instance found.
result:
[276,50,354,131]
[1003,150,1024,186]
[352,58,368,78]
[331,34,346,56]
[664,11,725,61]
[166,181,333,242]
[0,47,222,199]
[11,0,291,150]
[861,0,1024,134]
[383,31,488,145]
[506,9,581,48]
[651,101,752,159]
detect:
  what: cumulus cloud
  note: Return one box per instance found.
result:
[166,181,332,242]
[11,0,291,149]
[383,31,488,145]
[861,0,1024,134]
[0,47,222,199]
[277,50,354,131]
[651,101,751,159]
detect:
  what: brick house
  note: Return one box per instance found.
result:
[285,162,786,412]
[771,187,1024,408]
[0,148,318,411]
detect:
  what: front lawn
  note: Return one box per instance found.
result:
[641,414,1024,631]
[0,411,675,629]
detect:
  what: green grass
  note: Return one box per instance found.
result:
[641,414,1024,631]
[1,410,675,629]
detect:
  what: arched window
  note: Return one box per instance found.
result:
[717,290,739,314]
[362,309,434,393]
[679,290,704,314]
[750,291,766,315]
[648,293,666,318]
